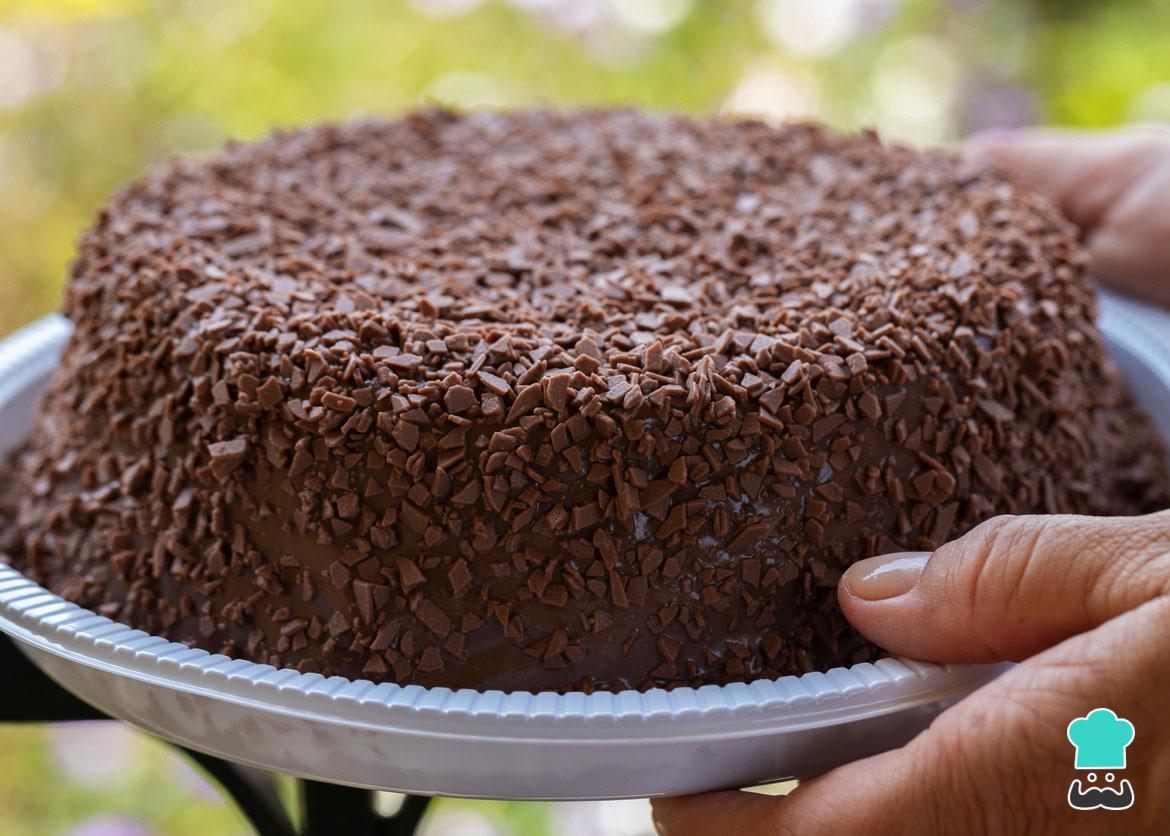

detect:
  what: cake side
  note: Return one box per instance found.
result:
[3,110,1166,692]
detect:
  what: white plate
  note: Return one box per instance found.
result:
[2,290,1166,800]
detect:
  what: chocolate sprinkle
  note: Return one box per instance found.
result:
[1,109,1167,693]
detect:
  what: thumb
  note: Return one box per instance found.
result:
[839,511,1170,662]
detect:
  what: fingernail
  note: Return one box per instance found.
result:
[844,552,931,600]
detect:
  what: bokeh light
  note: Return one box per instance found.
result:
[757,0,861,57]
[722,63,822,121]
[870,35,959,142]
[609,0,693,35]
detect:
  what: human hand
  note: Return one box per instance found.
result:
[966,126,1170,305]
[651,511,1170,835]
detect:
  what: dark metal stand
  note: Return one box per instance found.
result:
[0,632,431,836]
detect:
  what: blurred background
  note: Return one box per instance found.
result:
[0,0,1167,832]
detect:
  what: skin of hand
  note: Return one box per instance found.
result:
[652,512,1170,835]
[652,129,1170,835]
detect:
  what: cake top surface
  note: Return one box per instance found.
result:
[77,108,1086,405]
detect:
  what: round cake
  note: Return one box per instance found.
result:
[2,110,1167,692]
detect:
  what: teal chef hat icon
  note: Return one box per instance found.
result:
[1067,708,1135,770]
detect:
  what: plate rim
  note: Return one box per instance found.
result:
[0,565,998,736]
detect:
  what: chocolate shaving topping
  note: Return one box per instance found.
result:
[0,109,1166,694]
[207,438,248,481]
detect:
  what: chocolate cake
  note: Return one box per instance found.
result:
[2,110,1166,692]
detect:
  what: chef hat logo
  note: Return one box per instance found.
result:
[1066,708,1135,770]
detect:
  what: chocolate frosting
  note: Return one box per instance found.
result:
[2,110,1167,692]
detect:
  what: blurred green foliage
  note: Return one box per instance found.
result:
[0,0,1168,833]
[0,723,253,835]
